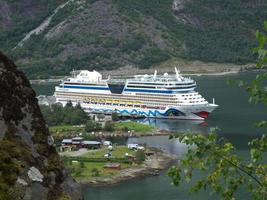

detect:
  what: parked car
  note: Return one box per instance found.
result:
[127,143,139,150]
[103,141,112,146]
[137,146,145,150]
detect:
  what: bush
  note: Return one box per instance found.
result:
[137,48,170,69]
[111,112,119,121]
[40,104,89,126]
[85,120,102,132]
[135,150,146,164]
[91,168,100,177]
[104,121,115,132]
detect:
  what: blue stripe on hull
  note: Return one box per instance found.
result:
[83,107,185,117]
[62,85,109,90]
[124,88,173,94]
[61,85,192,94]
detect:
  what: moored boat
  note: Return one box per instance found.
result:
[54,68,218,120]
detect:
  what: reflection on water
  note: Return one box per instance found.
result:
[128,136,187,156]
[135,118,210,134]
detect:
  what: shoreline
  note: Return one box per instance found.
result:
[29,65,260,84]
[78,150,177,187]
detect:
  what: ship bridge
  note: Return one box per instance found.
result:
[123,68,196,94]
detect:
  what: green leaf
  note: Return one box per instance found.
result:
[256,30,266,48]
[264,21,267,31]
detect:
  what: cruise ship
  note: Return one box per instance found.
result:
[54,68,218,120]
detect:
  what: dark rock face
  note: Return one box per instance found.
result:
[0,51,83,200]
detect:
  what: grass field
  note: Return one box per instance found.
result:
[66,161,132,181]
[82,146,134,159]
[114,121,155,134]
[64,146,135,180]
[49,121,155,137]
[49,124,85,133]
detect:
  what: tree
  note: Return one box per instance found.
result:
[85,120,102,132]
[111,112,119,121]
[65,100,73,108]
[40,104,89,126]
[104,121,114,132]
[135,150,146,164]
[168,21,267,200]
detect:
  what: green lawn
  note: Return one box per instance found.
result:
[49,124,84,133]
[66,161,131,181]
[83,146,134,159]
[64,146,135,181]
[49,121,155,138]
[114,121,155,134]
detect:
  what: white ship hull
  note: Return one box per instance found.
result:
[57,99,217,120]
[54,69,218,120]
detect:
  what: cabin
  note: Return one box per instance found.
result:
[81,141,101,149]
[61,137,101,151]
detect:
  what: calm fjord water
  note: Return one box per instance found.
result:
[33,72,267,200]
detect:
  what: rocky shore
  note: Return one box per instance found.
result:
[80,150,177,187]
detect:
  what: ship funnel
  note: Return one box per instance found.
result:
[153,70,157,79]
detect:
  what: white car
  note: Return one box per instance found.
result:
[103,141,112,146]
[127,144,139,150]
[137,146,145,150]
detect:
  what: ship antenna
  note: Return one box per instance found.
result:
[72,69,75,78]
[153,70,157,79]
[175,67,180,78]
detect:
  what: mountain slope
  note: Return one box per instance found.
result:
[0,0,266,78]
[0,51,82,199]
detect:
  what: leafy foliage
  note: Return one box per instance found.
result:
[168,133,267,199]
[104,121,115,132]
[135,150,146,164]
[111,112,119,121]
[84,120,102,132]
[168,21,267,199]
[40,102,89,126]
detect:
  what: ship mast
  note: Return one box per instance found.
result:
[175,67,182,81]
[153,70,157,79]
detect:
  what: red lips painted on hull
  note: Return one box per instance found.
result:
[193,111,210,119]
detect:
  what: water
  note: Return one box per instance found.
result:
[32,72,266,200]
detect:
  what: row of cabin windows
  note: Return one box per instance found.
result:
[126,85,196,89]
[56,92,205,103]
[60,96,206,108]
[127,82,195,86]
[55,92,178,101]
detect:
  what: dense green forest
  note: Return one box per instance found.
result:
[40,102,89,126]
[0,0,266,78]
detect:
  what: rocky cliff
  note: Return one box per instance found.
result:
[0,51,82,199]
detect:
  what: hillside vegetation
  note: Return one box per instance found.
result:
[0,0,266,78]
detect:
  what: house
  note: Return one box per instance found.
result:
[61,137,101,150]
[61,139,72,146]
[81,141,101,149]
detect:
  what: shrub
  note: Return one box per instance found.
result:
[111,112,119,121]
[135,150,146,164]
[104,121,115,132]
[91,168,100,177]
[85,120,102,132]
